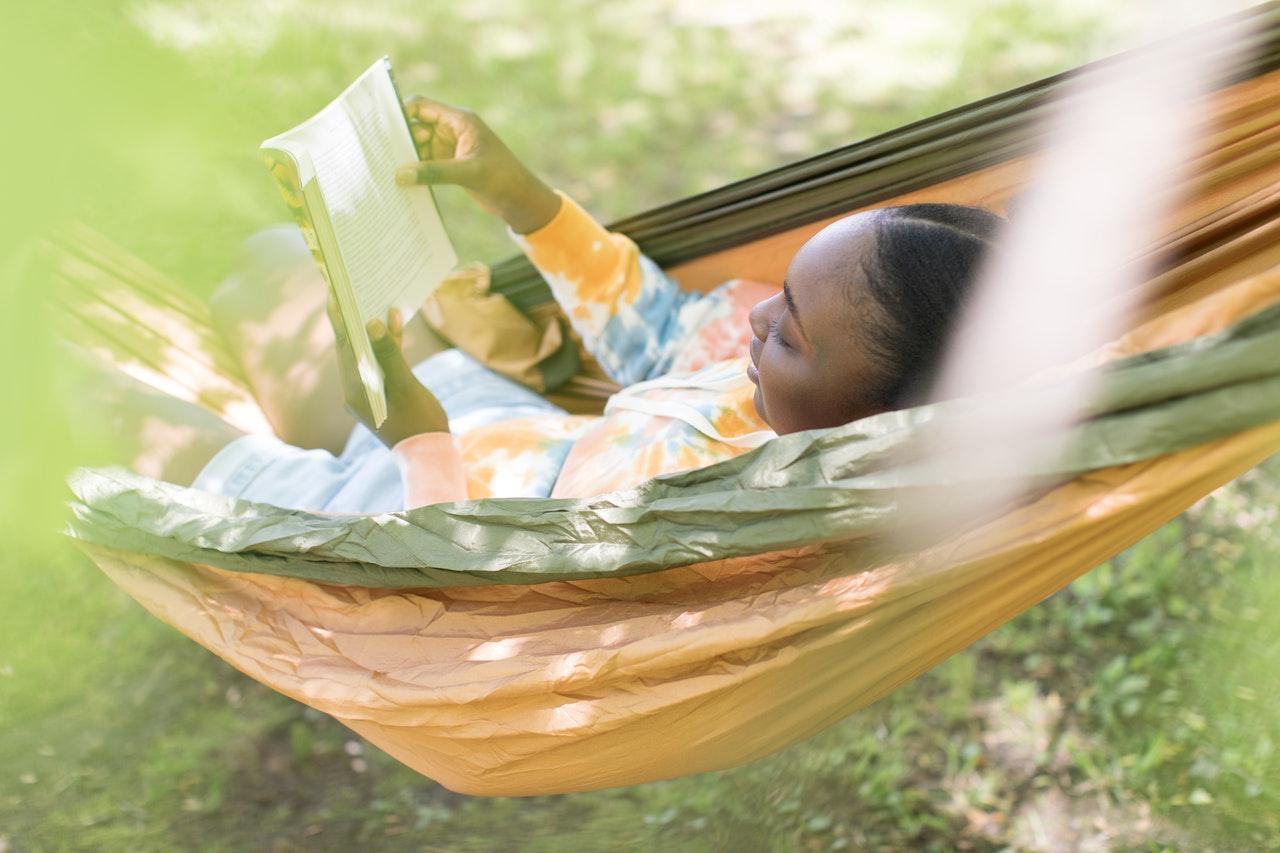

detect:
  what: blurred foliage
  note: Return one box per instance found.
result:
[2,0,1278,850]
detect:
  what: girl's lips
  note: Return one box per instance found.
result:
[747,362,759,384]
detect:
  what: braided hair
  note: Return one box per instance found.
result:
[856,203,1004,408]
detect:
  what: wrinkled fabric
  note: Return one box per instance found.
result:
[65,266,1280,796]
[70,270,1280,587]
[81,421,1280,795]
[422,261,578,392]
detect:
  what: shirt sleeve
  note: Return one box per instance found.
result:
[391,432,468,508]
[509,191,726,386]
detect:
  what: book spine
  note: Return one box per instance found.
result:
[262,149,331,287]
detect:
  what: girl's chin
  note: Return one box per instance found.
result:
[752,386,769,425]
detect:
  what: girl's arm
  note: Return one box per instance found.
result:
[327,299,468,506]
[508,191,715,385]
[397,97,721,385]
[391,432,468,507]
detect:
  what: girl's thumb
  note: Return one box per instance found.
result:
[368,319,412,383]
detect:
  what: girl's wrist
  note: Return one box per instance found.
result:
[499,174,562,235]
[374,389,450,448]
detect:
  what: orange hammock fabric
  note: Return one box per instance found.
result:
[80,268,1280,795]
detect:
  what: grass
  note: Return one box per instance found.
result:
[3,0,1278,849]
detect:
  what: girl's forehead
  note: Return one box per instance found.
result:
[790,211,881,282]
[786,211,881,324]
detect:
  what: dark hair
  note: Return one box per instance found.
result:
[857,203,1004,409]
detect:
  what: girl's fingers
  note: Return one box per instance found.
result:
[403,95,466,125]
[368,318,415,390]
[406,116,459,164]
[429,135,453,162]
[389,307,405,349]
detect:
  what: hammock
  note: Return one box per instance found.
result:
[60,8,1280,796]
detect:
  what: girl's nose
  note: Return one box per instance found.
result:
[749,295,775,341]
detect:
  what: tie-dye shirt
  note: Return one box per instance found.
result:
[394,190,778,504]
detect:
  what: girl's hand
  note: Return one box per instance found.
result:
[396,96,562,234]
[327,294,450,448]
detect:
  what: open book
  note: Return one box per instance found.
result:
[261,57,457,428]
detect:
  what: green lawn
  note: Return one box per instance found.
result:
[3,1,1278,849]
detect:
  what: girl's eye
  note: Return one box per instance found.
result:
[768,316,791,349]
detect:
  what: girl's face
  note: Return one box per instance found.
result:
[747,212,887,435]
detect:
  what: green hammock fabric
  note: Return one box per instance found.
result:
[67,297,1280,588]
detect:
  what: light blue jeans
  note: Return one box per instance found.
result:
[192,348,565,513]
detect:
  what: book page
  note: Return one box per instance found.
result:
[262,58,457,324]
[260,58,458,427]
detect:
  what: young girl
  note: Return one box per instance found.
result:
[105,97,1003,512]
